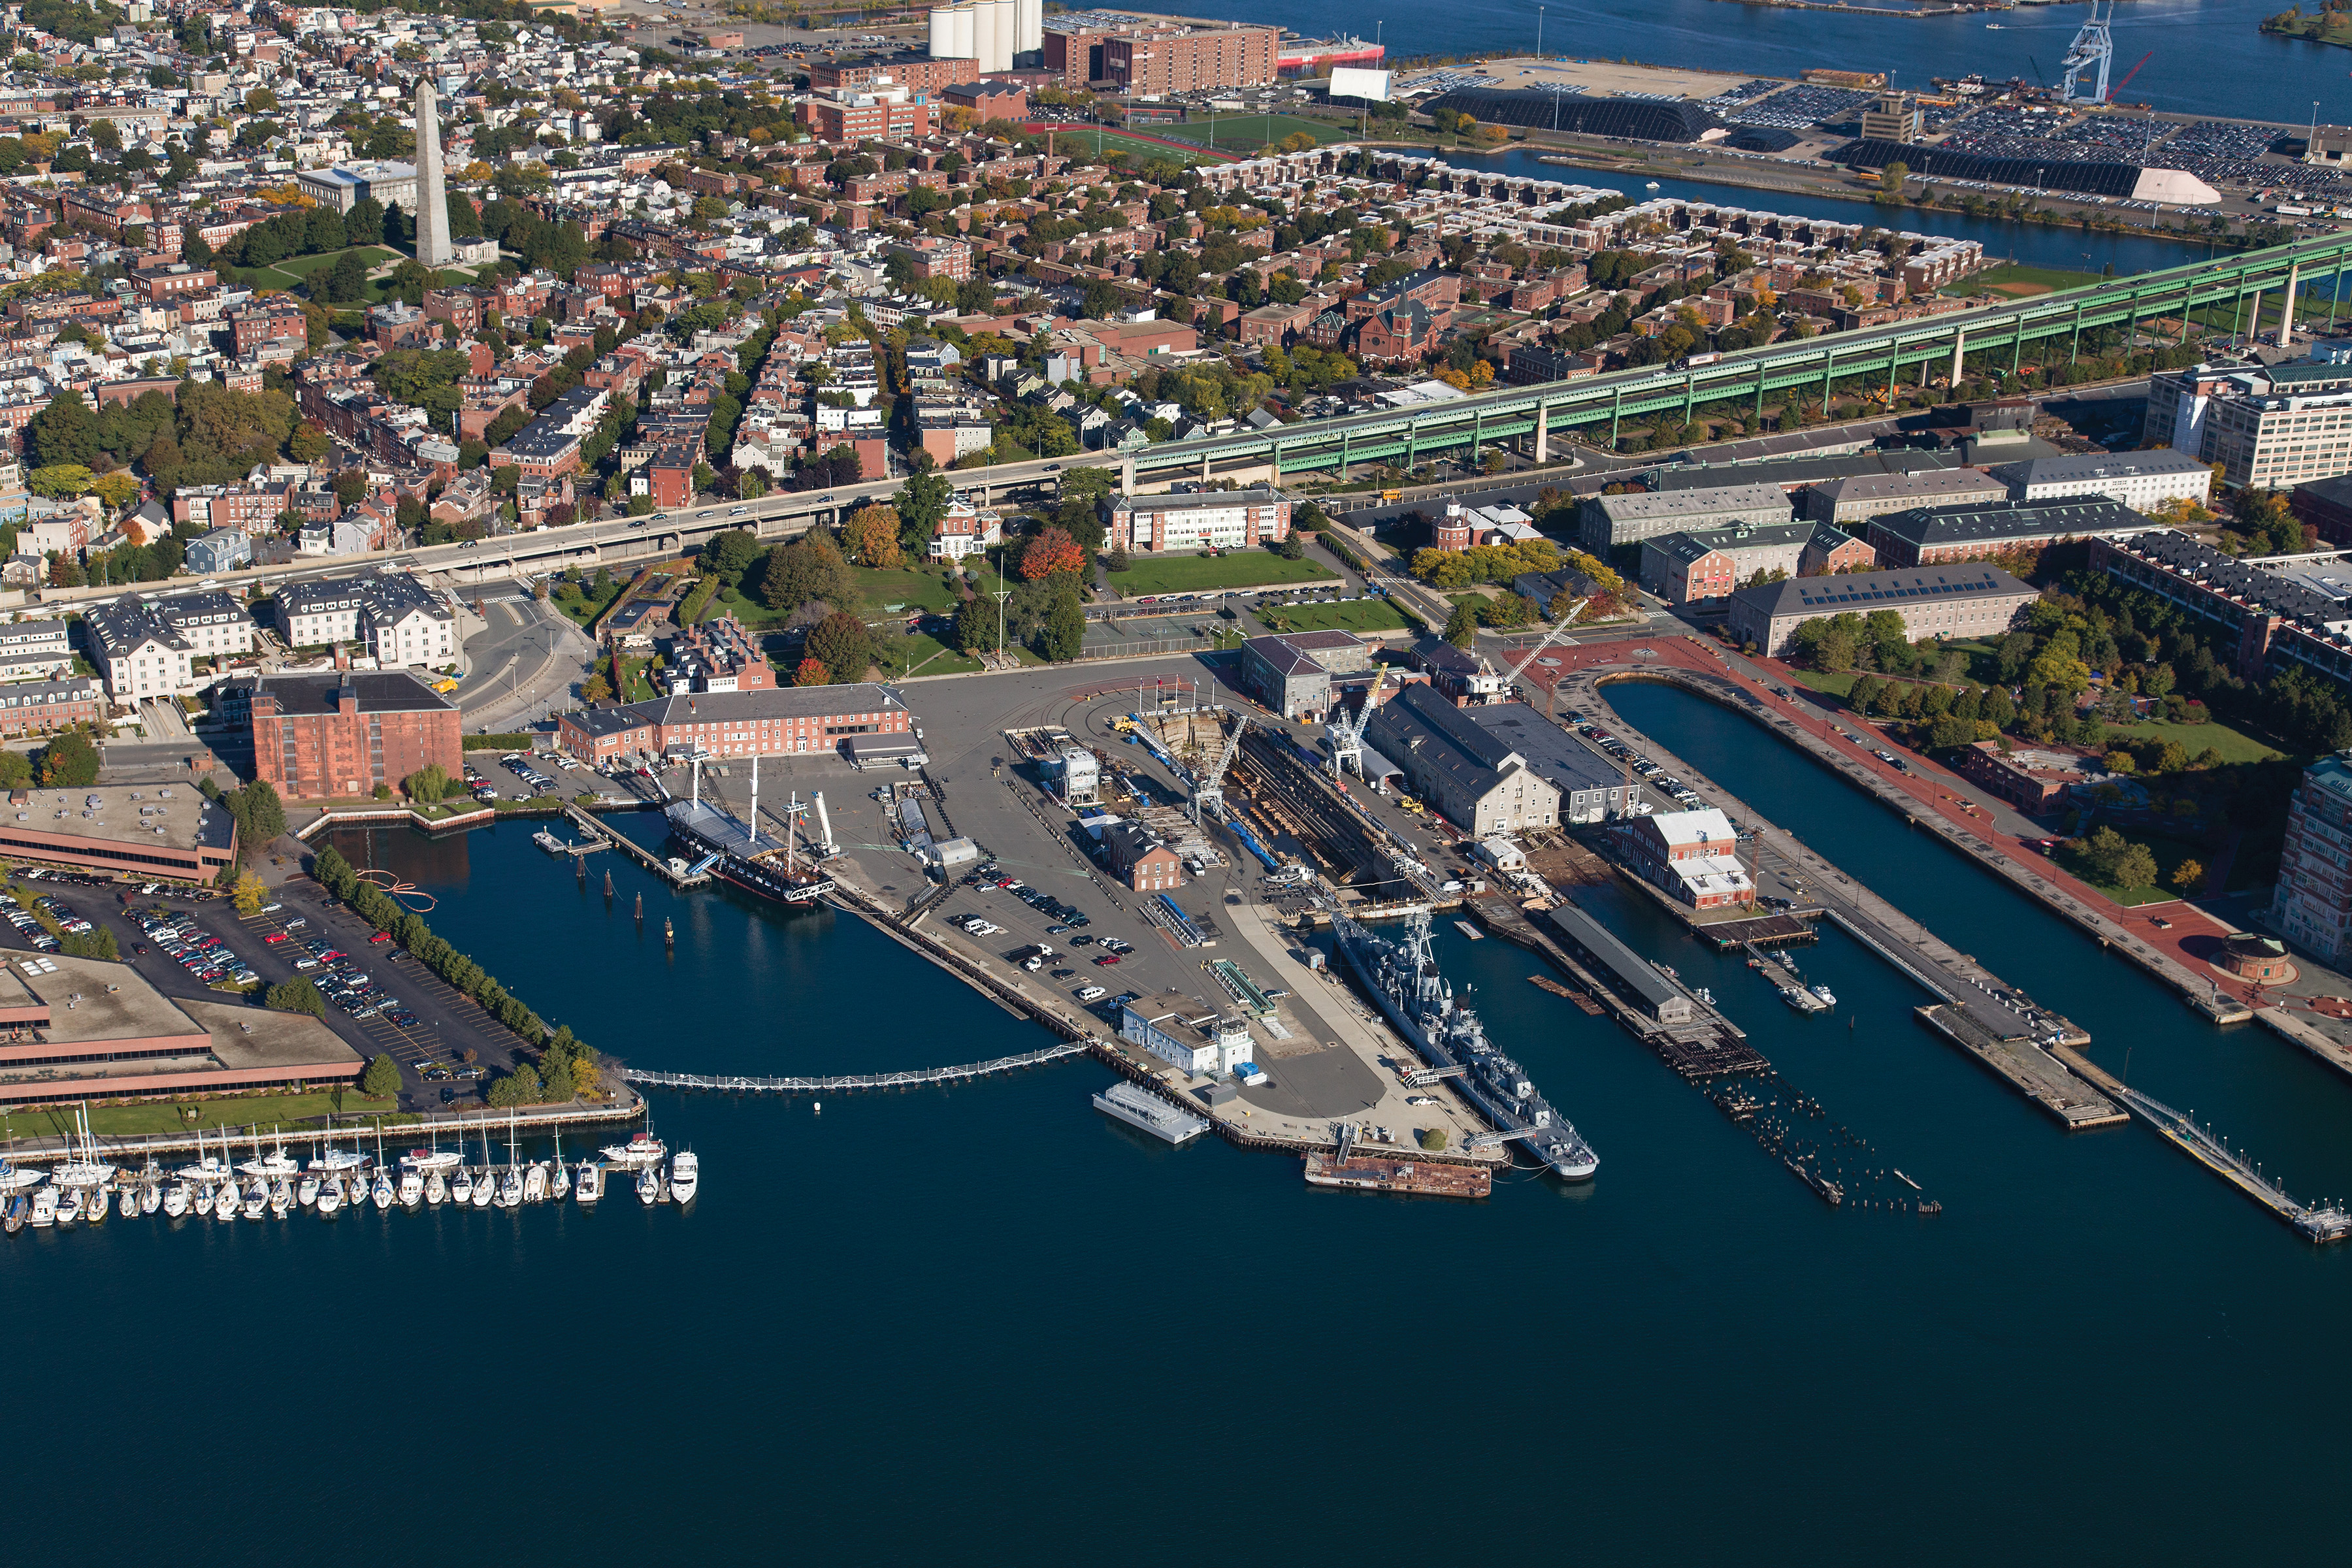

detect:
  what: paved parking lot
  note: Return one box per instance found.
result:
[0,873,525,1109]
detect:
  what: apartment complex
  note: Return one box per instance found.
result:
[2277,750,2352,964]
[249,671,463,801]
[1638,520,1876,605]
[1103,487,1290,553]
[81,591,254,702]
[1045,15,1276,90]
[2144,358,2352,490]
[1985,449,2214,512]
[1727,564,2038,655]
[274,575,457,669]
[800,82,938,142]
[2088,529,2352,689]
[1866,497,2159,568]
[1580,482,1792,551]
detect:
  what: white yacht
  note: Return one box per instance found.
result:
[574,1160,602,1204]
[0,1157,45,1193]
[523,1162,548,1203]
[370,1170,395,1211]
[191,1181,214,1218]
[451,1166,474,1204]
[297,1171,321,1208]
[213,1183,237,1222]
[56,1186,84,1224]
[1810,983,1837,1007]
[237,1131,301,1181]
[425,1169,448,1206]
[31,1185,59,1226]
[240,1180,267,1220]
[497,1164,523,1209]
[470,1167,495,1209]
[318,1175,344,1217]
[139,1179,160,1216]
[398,1167,423,1207]
[270,1178,293,1217]
[636,1165,660,1205]
[162,1181,190,1218]
[400,1146,463,1175]
[602,1132,667,1170]
[668,1151,698,1205]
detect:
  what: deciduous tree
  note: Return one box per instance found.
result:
[1021,525,1085,581]
[839,503,904,568]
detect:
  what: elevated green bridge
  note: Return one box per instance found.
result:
[1129,233,2352,482]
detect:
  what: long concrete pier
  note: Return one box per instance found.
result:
[1555,662,2127,1132]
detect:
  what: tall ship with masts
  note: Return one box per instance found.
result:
[664,755,836,907]
[1331,908,1599,1181]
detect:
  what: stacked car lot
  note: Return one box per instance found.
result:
[137,907,259,988]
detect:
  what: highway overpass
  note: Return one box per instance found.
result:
[1124,232,2352,483]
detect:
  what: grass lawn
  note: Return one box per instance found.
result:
[2061,832,2206,908]
[615,655,661,703]
[1786,667,1860,699]
[270,244,397,279]
[1184,113,1352,152]
[1258,598,1416,635]
[9,1091,404,1139]
[1108,553,1336,596]
[554,581,629,629]
[850,564,964,616]
[1941,263,2100,299]
[1044,125,1230,167]
[2101,715,2284,766]
[878,629,981,678]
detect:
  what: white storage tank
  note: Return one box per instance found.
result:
[927,5,957,59]
[953,3,975,61]
[1015,0,1041,55]
[974,0,1008,72]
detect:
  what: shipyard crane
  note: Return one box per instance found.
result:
[2059,0,2115,106]
[1492,596,1592,700]
[1190,715,1247,825]
[1326,663,1390,777]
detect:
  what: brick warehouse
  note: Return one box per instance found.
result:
[250,671,462,800]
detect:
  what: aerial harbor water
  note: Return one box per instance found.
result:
[9,708,2349,1563]
[1184,0,2352,122]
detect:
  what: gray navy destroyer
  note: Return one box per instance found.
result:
[1332,908,1599,1181]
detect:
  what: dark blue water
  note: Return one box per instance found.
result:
[10,711,2351,1564]
[1188,0,2352,122]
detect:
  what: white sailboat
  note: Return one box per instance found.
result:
[636,1164,659,1205]
[52,1105,116,1194]
[317,1174,344,1217]
[162,1181,189,1218]
[139,1173,160,1215]
[471,1122,495,1209]
[177,1126,232,1186]
[425,1168,448,1205]
[451,1164,473,1204]
[309,1118,367,1175]
[237,1126,300,1180]
[240,1179,267,1220]
[549,1131,570,1201]
[52,1186,79,1224]
[370,1124,394,1209]
[270,1177,292,1217]
[192,1180,214,1218]
[668,1150,698,1205]
[298,1170,321,1208]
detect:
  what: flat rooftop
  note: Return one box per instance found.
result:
[17,952,205,1044]
[2,781,233,858]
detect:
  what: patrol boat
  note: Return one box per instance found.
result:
[1331,908,1599,1181]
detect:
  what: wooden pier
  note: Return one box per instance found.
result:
[563,806,711,887]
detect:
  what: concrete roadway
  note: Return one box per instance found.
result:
[453,587,598,733]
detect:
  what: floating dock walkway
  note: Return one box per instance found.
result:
[619,1042,1089,1096]
[2114,1085,2351,1242]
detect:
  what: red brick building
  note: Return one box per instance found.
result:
[231,301,309,360]
[556,684,913,765]
[132,263,216,304]
[801,88,936,142]
[808,52,977,91]
[1103,24,1278,93]
[1103,821,1186,892]
[250,672,463,801]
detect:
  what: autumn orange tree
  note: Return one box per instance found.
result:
[794,657,830,687]
[1021,525,1085,581]
[840,503,904,568]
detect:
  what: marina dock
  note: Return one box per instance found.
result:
[1559,663,2125,1132]
[564,806,712,887]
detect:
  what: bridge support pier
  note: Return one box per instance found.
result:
[2244,289,2261,347]
[2283,263,2302,347]
[1533,402,1548,464]
[2332,258,2348,332]
[1949,329,1965,389]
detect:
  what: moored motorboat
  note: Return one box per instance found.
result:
[162,1182,190,1219]
[575,1160,602,1204]
[398,1168,423,1207]
[600,1131,666,1170]
[56,1187,84,1224]
[523,1161,548,1203]
[31,1185,58,1226]
[298,1172,321,1208]
[316,1177,343,1217]
[668,1151,698,1205]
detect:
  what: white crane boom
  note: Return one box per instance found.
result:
[1191,715,1248,824]
[1497,598,1591,691]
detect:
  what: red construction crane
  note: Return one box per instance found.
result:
[2108,50,2155,101]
